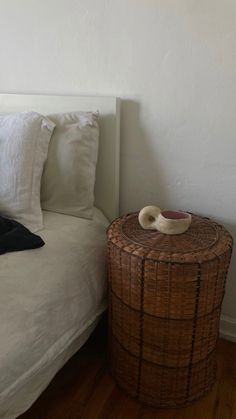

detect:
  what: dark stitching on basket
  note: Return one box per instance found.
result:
[185,263,201,401]
[112,332,216,370]
[137,258,145,397]
[107,238,232,266]
[111,288,221,321]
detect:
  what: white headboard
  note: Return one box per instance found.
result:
[0,94,120,221]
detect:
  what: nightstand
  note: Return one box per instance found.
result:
[107,212,232,407]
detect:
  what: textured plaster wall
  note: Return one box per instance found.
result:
[0,0,236,323]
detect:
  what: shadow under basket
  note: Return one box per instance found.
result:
[107,212,233,407]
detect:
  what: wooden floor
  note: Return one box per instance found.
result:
[19,320,236,419]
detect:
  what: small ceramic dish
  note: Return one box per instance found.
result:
[138,205,192,235]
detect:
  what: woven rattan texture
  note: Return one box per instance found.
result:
[107,213,233,407]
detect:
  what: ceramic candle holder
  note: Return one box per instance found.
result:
[138,205,192,235]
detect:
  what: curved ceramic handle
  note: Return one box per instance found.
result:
[138,205,161,230]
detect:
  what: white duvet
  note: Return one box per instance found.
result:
[0,208,109,419]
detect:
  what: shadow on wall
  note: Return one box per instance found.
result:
[119,99,168,215]
[220,222,236,316]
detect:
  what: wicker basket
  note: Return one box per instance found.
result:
[107,212,233,407]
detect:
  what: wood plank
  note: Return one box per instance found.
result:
[19,324,236,419]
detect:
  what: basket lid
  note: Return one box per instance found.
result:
[107,213,232,264]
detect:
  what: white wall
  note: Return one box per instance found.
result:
[1,0,236,335]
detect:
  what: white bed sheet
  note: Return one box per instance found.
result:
[0,208,109,419]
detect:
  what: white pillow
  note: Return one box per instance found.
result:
[41,111,99,220]
[0,112,55,232]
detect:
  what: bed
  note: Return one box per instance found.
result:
[0,94,120,419]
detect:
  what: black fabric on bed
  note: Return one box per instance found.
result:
[0,215,44,255]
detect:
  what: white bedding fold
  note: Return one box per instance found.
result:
[0,208,109,419]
